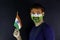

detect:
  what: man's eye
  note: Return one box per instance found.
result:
[31,12,34,14]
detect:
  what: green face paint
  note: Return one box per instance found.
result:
[31,13,43,23]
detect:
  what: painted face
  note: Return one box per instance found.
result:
[30,8,44,23]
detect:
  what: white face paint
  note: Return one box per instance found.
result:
[31,13,43,17]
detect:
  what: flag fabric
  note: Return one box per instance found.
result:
[14,12,22,30]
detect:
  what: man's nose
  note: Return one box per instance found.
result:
[34,14,38,17]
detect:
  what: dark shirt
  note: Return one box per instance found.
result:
[29,22,55,40]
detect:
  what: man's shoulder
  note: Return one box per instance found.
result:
[42,22,52,30]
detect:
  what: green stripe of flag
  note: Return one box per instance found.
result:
[14,22,19,30]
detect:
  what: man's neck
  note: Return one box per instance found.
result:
[35,20,44,27]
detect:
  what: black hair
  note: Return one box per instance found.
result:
[30,3,45,12]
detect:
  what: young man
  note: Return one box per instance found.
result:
[13,3,55,40]
[29,3,55,40]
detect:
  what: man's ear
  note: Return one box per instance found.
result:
[42,12,44,16]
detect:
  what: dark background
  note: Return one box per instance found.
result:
[0,0,60,40]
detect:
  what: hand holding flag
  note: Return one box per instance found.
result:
[13,29,22,40]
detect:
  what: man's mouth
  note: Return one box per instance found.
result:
[33,17,39,20]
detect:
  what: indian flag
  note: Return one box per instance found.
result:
[14,12,22,30]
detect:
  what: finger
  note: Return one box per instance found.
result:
[13,29,20,37]
[15,29,19,32]
[14,29,19,35]
[13,29,17,36]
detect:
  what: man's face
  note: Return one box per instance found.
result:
[30,8,44,23]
